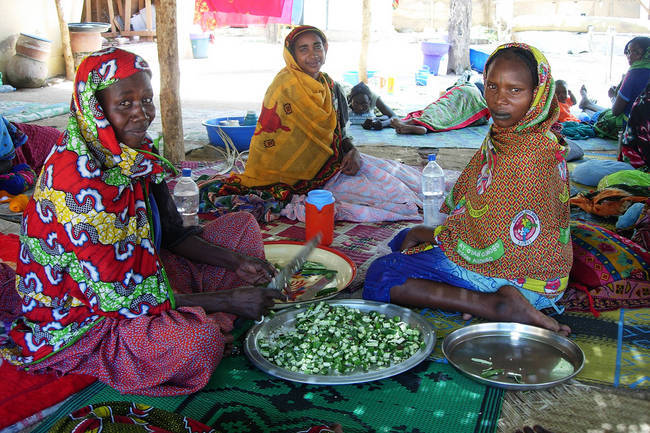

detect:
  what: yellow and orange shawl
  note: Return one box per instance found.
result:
[234,26,343,191]
[436,43,572,297]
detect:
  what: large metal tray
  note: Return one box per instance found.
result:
[442,322,585,390]
[244,299,436,385]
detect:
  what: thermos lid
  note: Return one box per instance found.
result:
[306,189,334,211]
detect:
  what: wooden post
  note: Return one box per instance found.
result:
[359,0,371,83]
[55,0,75,81]
[156,0,184,164]
[447,0,472,74]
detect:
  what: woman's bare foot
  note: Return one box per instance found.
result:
[579,85,590,110]
[390,117,427,135]
[493,285,571,336]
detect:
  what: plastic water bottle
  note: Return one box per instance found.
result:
[173,168,199,226]
[422,154,445,227]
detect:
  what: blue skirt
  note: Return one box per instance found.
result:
[363,228,564,312]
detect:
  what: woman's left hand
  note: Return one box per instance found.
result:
[341,147,361,176]
[235,255,277,285]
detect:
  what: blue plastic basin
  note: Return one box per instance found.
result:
[202,117,256,152]
[470,48,490,73]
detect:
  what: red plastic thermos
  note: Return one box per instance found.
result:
[305,189,335,246]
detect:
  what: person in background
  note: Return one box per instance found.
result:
[364,43,572,336]
[579,36,650,139]
[619,83,650,170]
[214,25,422,223]
[390,79,490,135]
[0,48,280,396]
[554,80,580,123]
[347,81,397,130]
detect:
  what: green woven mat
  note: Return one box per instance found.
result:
[0,101,68,123]
[33,355,503,433]
[421,307,650,389]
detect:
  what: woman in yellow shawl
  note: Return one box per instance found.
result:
[216,25,422,223]
[364,43,572,335]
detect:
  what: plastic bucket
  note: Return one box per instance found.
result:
[190,34,209,59]
[470,48,490,73]
[421,42,449,75]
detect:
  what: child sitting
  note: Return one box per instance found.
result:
[347,82,396,130]
[363,43,572,335]
[555,80,580,123]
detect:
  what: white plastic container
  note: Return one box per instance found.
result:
[421,154,446,227]
[173,168,199,226]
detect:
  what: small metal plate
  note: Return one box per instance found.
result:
[264,242,356,309]
[442,322,585,390]
[244,299,436,385]
[67,22,111,32]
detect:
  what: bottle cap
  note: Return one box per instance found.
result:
[182,168,192,177]
[428,154,436,161]
[306,189,334,211]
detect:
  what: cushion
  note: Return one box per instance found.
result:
[571,159,634,186]
[563,221,650,312]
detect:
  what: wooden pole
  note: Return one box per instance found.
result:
[156,0,184,164]
[54,0,75,81]
[359,0,371,83]
[447,0,472,74]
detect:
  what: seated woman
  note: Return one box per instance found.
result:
[216,25,422,223]
[347,81,396,130]
[619,83,650,170]
[390,79,489,135]
[0,48,281,396]
[579,36,650,139]
[364,43,572,335]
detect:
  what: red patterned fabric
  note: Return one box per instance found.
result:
[13,122,62,175]
[23,213,263,396]
[6,48,172,365]
[562,220,650,312]
[437,43,572,295]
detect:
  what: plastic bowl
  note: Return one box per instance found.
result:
[470,49,490,73]
[421,41,450,56]
[202,117,256,152]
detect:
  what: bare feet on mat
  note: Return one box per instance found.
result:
[390,117,427,135]
[495,285,571,336]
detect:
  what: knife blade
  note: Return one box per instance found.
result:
[268,234,322,293]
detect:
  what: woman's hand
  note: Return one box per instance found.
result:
[175,287,282,320]
[340,147,362,176]
[235,255,277,285]
[400,225,436,250]
[224,286,281,320]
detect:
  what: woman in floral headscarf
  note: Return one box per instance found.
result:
[0,48,280,396]
[209,25,422,223]
[364,43,573,335]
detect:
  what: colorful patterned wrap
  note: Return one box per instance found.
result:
[436,43,572,297]
[3,48,173,365]
[219,25,344,200]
